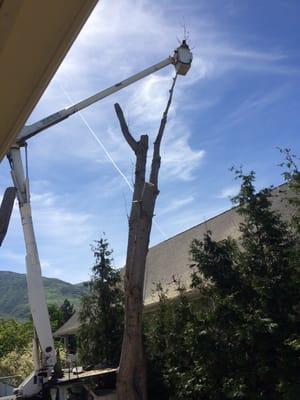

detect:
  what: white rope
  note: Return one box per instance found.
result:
[59,85,133,191]
[59,84,167,239]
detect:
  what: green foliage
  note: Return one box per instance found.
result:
[78,238,124,367]
[60,298,75,325]
[48,299,75,332]
[0,343,34,387]
[144,284,172,398]
[146,165,300,399]
[48,304,63,333]
[0,319,32,358]
[0,320,34,386]
[0,271,85,320]
[279,148,300,241]
[145,284,198,399]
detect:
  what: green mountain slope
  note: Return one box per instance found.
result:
[0,271,86,320]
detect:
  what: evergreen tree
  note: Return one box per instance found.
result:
[186,170,300,399]
[48,304,63,332]
[146,168,300,399]
[48,299,75,332]
[60,299,74,325]
[78,238,124,367]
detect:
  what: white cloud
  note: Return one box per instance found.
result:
[31,192,57,207]
[218,185,240,199]
[30,191,94,246]
[0,248,25,265]
[159,195,194,216]
[41,260,63,278]
[52,0,174,87]
[127,74,177,124]
[161,124,206,181]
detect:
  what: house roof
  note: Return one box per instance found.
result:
[0,0,98,160]
[143,183,292,304]
[54,183,293,337]
[54,310,81,337]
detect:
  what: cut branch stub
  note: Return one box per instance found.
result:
[114,103,137,152]
[133,135,148,202]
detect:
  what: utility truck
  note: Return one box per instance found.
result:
[0,41,192,400]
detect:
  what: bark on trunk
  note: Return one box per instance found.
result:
[114,74,178,400]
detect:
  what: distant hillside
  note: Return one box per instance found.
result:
[0,271,86,320]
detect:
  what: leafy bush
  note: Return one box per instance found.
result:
[0,343,34,387]
[0,319,32,358]
[0,320,33,386]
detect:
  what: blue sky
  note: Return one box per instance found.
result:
[0,0,299,283]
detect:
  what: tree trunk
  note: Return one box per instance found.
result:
[114,74,178,400]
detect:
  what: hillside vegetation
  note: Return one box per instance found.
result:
[0,271,85,320]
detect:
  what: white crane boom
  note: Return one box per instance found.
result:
[17,41,192,144]
[8,147,56,398]
[17,58,171,143]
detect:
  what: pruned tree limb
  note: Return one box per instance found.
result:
[150,73,178,186]
[114,103,137,152]
[134,135,148,201]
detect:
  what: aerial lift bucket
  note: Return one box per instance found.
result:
[173,40,193,76]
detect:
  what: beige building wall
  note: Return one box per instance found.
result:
[143,184,293,304]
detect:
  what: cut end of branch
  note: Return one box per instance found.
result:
[114,103,137,152]
[114,103,121,113]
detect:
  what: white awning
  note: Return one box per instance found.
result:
[0,0,98,159]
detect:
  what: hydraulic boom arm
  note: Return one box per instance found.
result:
[17,41,192,144]
[8,146,56,398]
